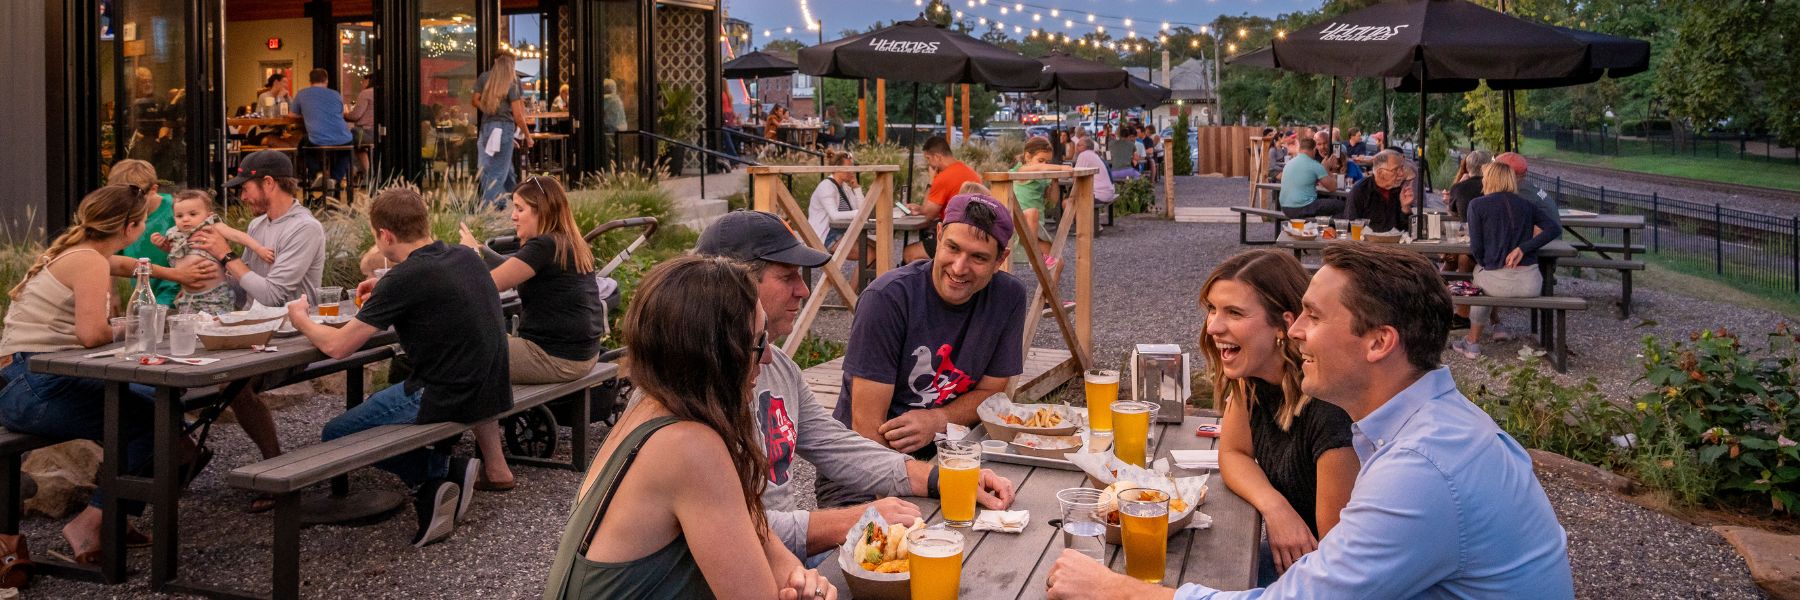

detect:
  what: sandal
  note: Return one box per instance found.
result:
[247,494,278,514]
[476,477,516,492]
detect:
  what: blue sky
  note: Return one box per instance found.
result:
[725,0,1319,46]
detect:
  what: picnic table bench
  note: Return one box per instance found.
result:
[1558,213,1647,318]
[1230,206,1288,245]
[820,414,1260,597]
[224,362,619,600]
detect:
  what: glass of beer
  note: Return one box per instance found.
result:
[1057,487,1110,561]
[1111,401,1154,467]
[1350,219,1368,241]
[907,526,964,600]
[1083,369,1120,433]
[317,286,343,317]
[936,440,981,527]
[1118,488,1170,583]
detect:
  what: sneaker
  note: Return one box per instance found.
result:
[1489,327,1515,342]
[448,456,481,523]
[411,480,460,548]
[1450,339,1482,360]
[1448,315,1472,330]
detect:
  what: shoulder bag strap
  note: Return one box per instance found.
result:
[542,415,683,600]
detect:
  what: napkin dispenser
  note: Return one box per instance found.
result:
[1130,344,1190,424]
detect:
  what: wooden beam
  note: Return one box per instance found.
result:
[961,84,971,148]
[752,174,779,213]
[746,164,899,175]
[771,184,861,313]
[1164,138,1176,220]
[874,172,896,278]
[1073,173,1096,364]
[876,80,887,142]
[986,173,1092,378]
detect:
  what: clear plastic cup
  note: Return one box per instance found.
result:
[168,314,204,357]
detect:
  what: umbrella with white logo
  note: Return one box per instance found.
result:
[800,18,1043,201]
[1226,0,1647,237]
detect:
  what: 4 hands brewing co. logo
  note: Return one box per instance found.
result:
[1316,23,1410,42]
[868,38,940,54]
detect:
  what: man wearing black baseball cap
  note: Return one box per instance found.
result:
[838,193,1028,457]
[695,210,1015,564]
[190,149,328,483]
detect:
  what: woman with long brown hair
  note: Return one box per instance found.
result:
[457,175,603,490]
[542,255,834,599]
[0,185,190,562]
[473,52,532,207]
[1200,249,1358,584]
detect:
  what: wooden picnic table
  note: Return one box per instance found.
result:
[820,414,1260,598]
[27,330,397,593]
[227,116,297,128]
[1252,181,1351,211]
[1556,211,1646,317]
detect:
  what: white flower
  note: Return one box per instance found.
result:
[1780,435,1796,448]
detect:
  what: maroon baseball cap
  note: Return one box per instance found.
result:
[943,193,1014,249]
[1494,152,1528,177]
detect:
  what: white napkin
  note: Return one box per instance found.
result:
[1170,449,1219,470]
[973,510,1030,533]
[939,422,970,443]
[484,128,504,156]
[1186,511,1214,530]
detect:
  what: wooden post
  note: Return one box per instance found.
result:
[945,93,955,146]
[1164,138,1176,219]
[961,84,971,146]
[1073,171,1094,364]
[982,167,1096,379]
[875,171,895,278]
[876,79,887,142]
[858,81,869,144]
[747,165,902,352]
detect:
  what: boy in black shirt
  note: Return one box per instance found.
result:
[287,188,511,547]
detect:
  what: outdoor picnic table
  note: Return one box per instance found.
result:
[819,414,1260,598]
[1252,181,1350,210]
[27,329,397,593]
[1558,212,1645,259]
[227,116,297,128]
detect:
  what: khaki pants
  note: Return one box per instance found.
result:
[508,336,599,384]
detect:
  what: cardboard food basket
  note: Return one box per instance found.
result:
[198,323,278,350]
[976,395,1081,443]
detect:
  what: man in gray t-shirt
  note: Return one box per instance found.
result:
[696,210,1016,561]
[1495,152,1562,233]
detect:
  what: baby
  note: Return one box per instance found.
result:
[151,190,275,315]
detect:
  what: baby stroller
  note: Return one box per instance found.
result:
[486,217,657,461]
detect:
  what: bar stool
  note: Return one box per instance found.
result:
[302,144,356,206]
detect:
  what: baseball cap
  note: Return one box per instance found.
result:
[1494,152,1528,177]
[224,150,297,187]
[695,210,831,268]
[943,193,1014,248]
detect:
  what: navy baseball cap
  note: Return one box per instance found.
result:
[225,150,296,187]
[695,210,831,268]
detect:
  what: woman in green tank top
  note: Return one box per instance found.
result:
[543,256,837,600]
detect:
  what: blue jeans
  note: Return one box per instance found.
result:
[477,121,518,208]
[321,381,449,491]
[0,354,157,514]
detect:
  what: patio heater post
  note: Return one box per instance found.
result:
[1414,67,1428,239]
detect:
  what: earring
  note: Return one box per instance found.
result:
[1276,336,1286,347]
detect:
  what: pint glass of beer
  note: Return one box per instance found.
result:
[1118,488,1170,583]
[907,526,964,600]
[1111,401,1154,467]
[1083,369,1120,433]
[936,440,981,527]
[317,286,343,317]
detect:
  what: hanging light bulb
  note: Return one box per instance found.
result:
[1014,3,1023,10]
[1096,25,1105,34]
[763,29,771,37]
[1159,34,1168,44]
[1000,7,1008,15]
[1065,19,1073,28]
[1200,26,1210,35]
[1238,27,1247,38]
[1276,30,1287,39]
[1015,25,1023,33]
[1162,21,1170,31]
[1127,30,1135,39]
[1050,8,1059,17]
[785,26,793,33]
[1123,18,1132,27]
[1190,39,1199,48]
[1032,13,1040,22]
[978,17,986,25]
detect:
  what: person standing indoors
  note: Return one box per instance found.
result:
[1046,242,1573,600]
[473,52,533,207]
[345,74,377,180]
[457,176,604,491]
[541,255,836,599]
[1200,250,1356,584]
[1449,162,1561,359]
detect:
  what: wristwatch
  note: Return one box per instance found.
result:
[219,251,239,265]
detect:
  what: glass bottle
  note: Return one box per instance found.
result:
[124,258,158,360]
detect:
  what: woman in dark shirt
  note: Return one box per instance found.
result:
[1200,249,1358,583]
[1344,150,1415,234]
[1450,162,1561,359]
[459,175,603,490]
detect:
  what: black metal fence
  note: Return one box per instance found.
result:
[1523,125,1800,165]
[1527,172,1800,294]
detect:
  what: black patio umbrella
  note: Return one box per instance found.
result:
[723,50,800,79]
[1045,75,1171,110]
[800,17,1043,200]
[990,52,1130,134]
[1228,0,1645,236]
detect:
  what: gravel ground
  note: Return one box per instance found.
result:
[28,175,1781,599]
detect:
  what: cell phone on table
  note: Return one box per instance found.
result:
[1195,424,1220,438]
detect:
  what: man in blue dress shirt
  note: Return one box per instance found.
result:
[1047,242,1574,600]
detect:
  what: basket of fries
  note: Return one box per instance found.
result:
[838,508,926,600]
[977,395,1081,442]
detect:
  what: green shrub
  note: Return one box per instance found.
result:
[1631,413,1721,509]
[1637,325,1800,512]
[1172,113,1194,177]
[1467,348,1634,468]
[1113,176,1154,216]
[791,334,846,370]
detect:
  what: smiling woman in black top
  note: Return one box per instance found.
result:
[459,175,602,491]
[1200,249,1359,584]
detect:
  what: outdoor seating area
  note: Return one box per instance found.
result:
[6,0,1800,599]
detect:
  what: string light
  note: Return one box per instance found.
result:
[1050,8,1059,17]
[1064,19,1073,28]
[1123,18,1131,27]
[1000,6,1008,15]
[1087,14,1095,22]
[1032,13,1040,22]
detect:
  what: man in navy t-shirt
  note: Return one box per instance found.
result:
[836,193,1029,458]
[290,68,354,183]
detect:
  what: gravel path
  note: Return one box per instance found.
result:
[29,174,1780,599]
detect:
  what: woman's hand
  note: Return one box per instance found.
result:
[1504,247,1525,268]
[777,566,836,600]
[1263,504,1319,574]
[457,222,483,251]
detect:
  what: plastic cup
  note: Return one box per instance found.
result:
[110,317,133,345]
[1057,488,1110,561]
[1350,219,1368,241]
[317,286,343,317]
[980,439,1008,454]
[168,315,203,357]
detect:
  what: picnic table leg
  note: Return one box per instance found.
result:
[272,493,302,600]
[1621,229,1634,318]
[1555,309,1570,373]
[570,387,593,471]
[150,385,183,590]
[98,382,128,583]
[333,368,366,498]
[0,453,18,535]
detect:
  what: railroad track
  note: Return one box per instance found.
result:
[1533,157,1800,202]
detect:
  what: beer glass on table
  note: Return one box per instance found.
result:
[317,286,343,317]
[936,440,981,527]
[1083,369,1120,433]
[907,526,964,600]
[1057,487,1109,561]
[1118,488,1170,584]
[1111,401,1154,467]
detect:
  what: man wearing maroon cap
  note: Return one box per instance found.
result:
[836,193,1029,458]
[1493,152,1562,232]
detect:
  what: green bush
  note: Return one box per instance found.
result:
[1113,176,1154,216]
[791,334,846,370]
[1631,413,1721,509]
[1468,348,1634,468]
[1637,326,1800,512]
[1172,112,1194,177]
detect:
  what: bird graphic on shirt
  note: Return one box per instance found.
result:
[904,344,973,408]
